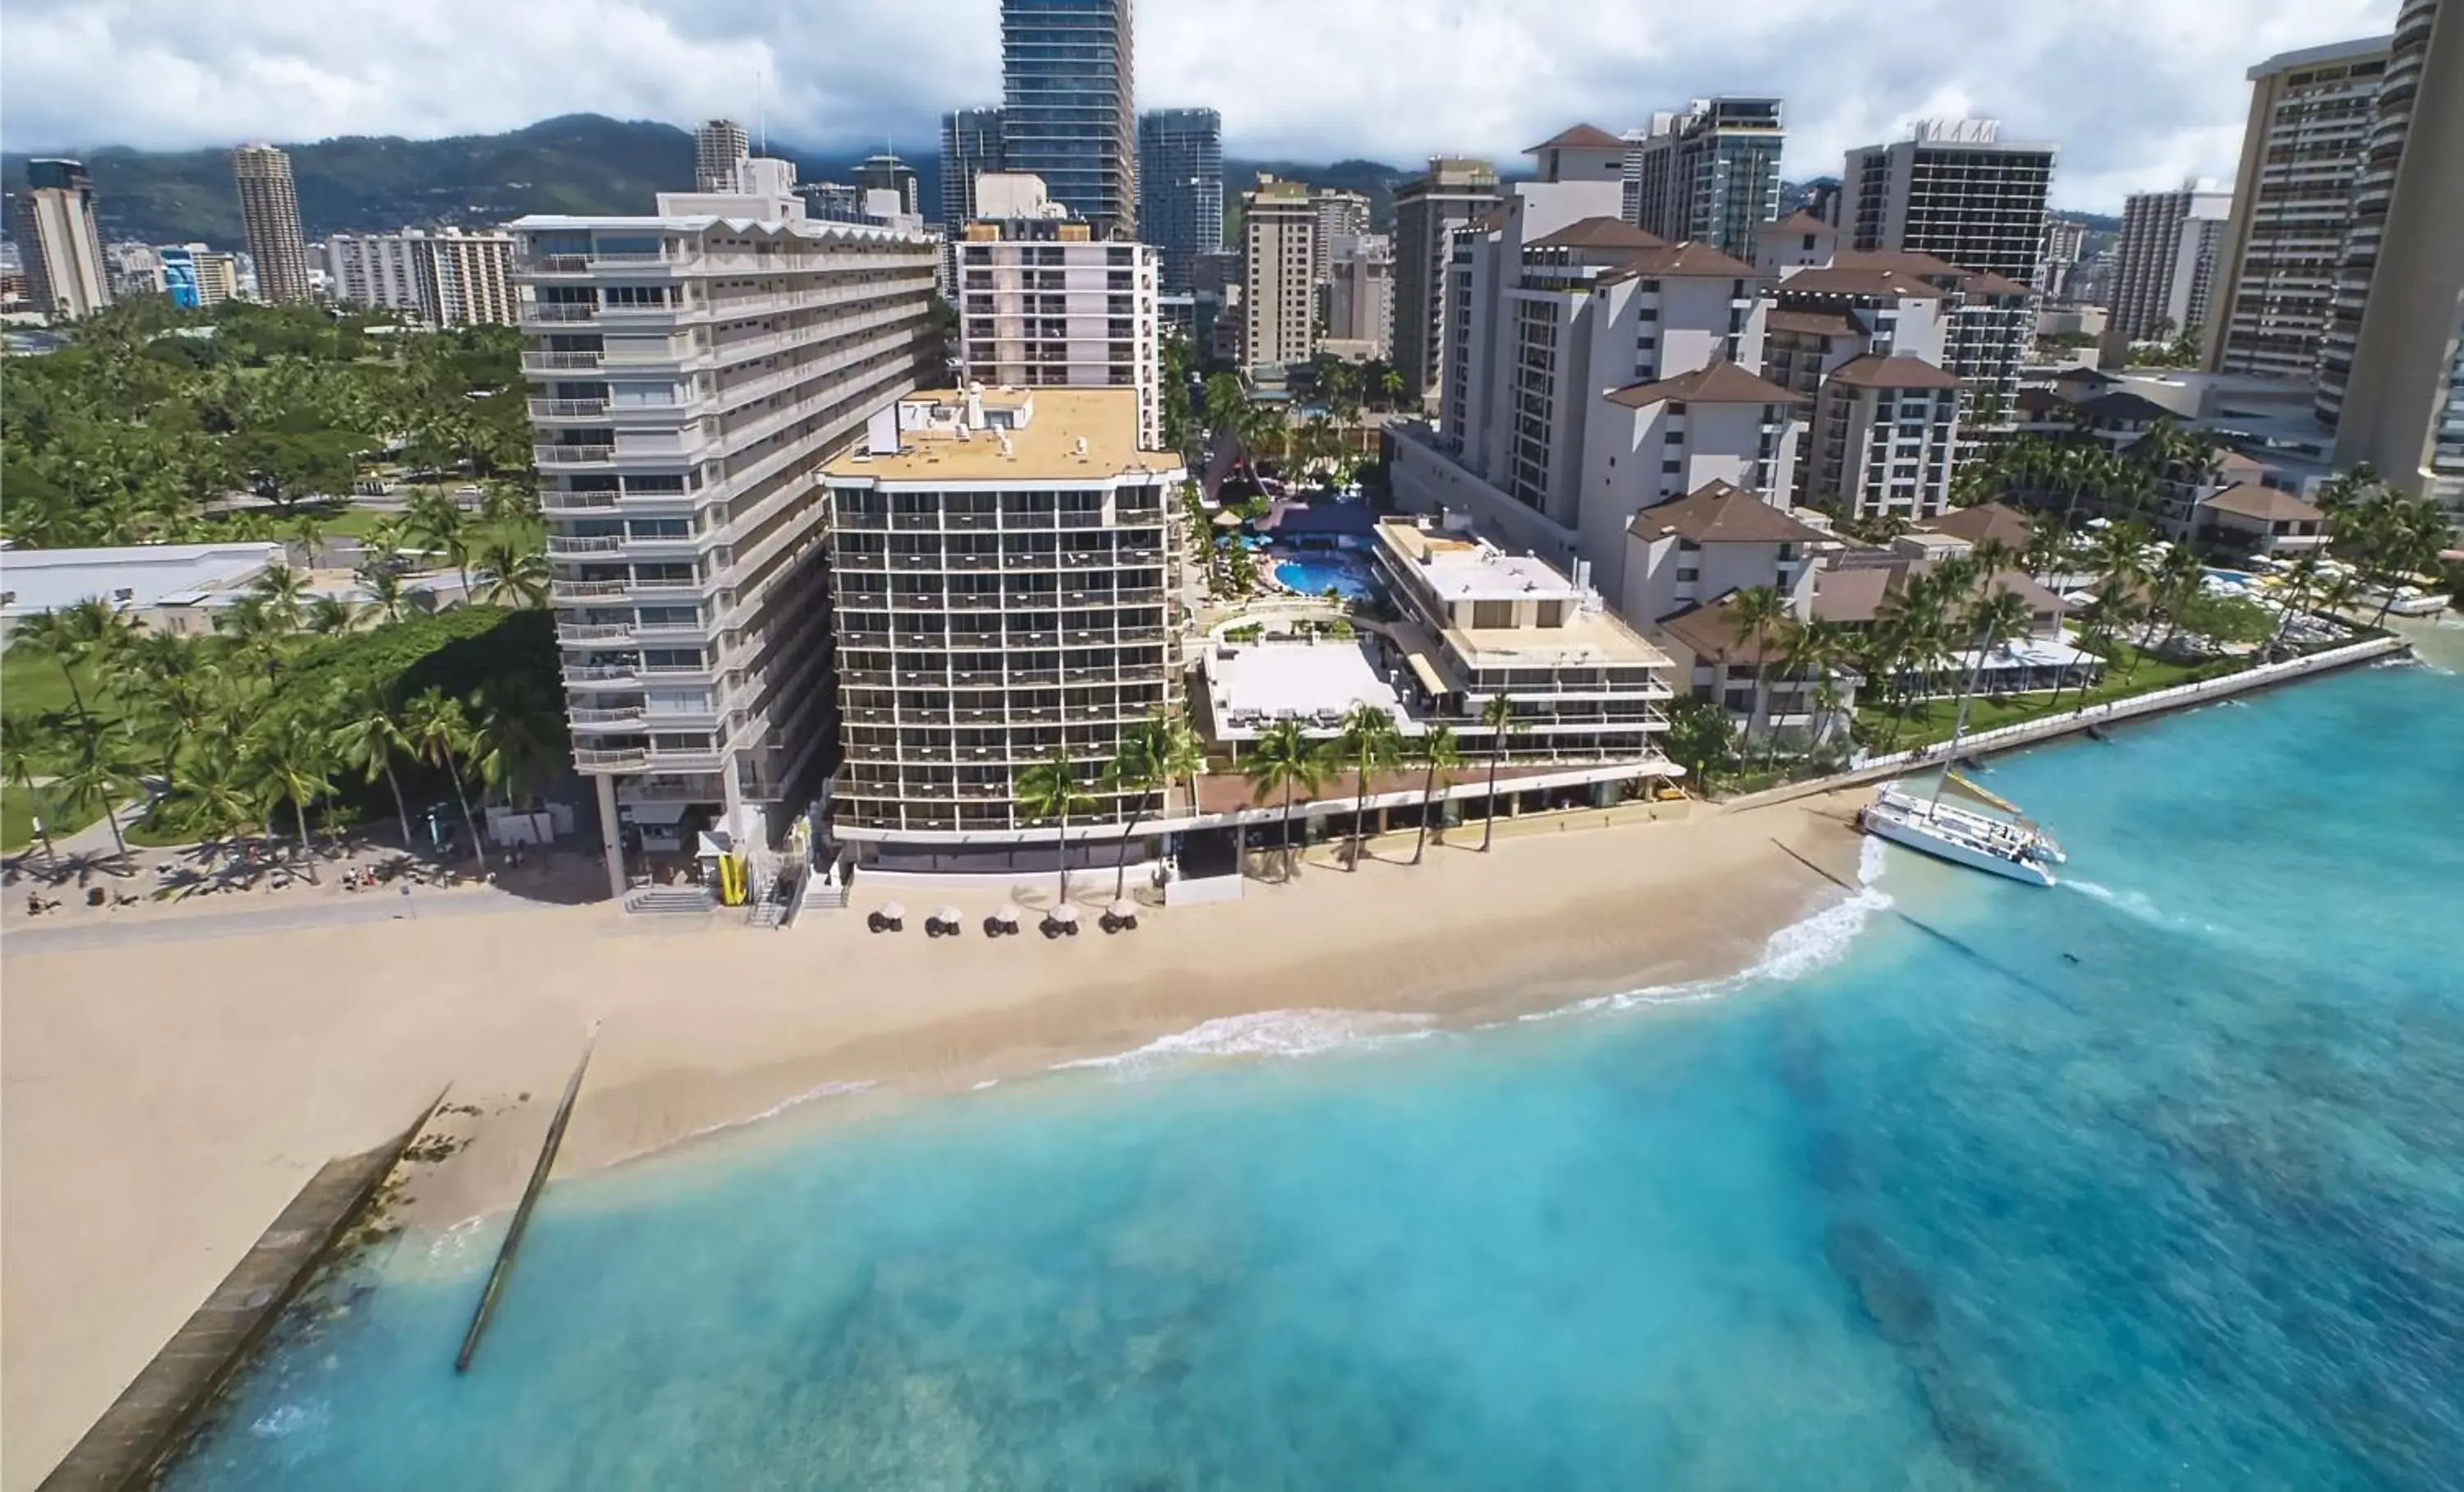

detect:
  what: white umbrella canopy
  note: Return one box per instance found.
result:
[933,905,963,926]
[1108,899,1138,921]
[877,900,907,923]
[992,904,1024,928]
[1046,903,1079,924]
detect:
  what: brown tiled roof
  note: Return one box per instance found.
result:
[1529,123,1626,150]
[2013,385,2068,417]
[1958,269,2034,297]
[2218,449,2270,477]
[1984,571,2068,616]
[1833,250,2031,298]
[1529,216,1668,251]
[1770,210,1832,235]
[1604,361,1804,408]
[1653,593,1773,664]
[1628,481,1832,545]
[1602,241,1763,279]
[2200,482,2324,523]
[1775,265,1944,298]
[1811,564,1894,623]
[1766,308,1859,338]
[1825,353,1961,389]
[1925,501,2036,550]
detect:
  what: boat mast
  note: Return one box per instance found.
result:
[1928,621,1998,813]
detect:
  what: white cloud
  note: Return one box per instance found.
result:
[2,0,2397,210]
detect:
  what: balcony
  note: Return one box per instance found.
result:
[569,706,647,726]
[550,578,634,601]
[526,303,599,324]
[565,663,641,685]
[530,398,611,420]
[573,747,650,771]
[542,491,623,513]
[545,534,626,556]
[522,350,604,372]
[536,444,617,467]
[556,622,634,645]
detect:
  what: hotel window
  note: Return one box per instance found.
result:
[1471,601,1515,629]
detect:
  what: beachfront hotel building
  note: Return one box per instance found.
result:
[1837,121,2057,287]
[2332,0,2463,517]
[513,159,941,898]
[11,159,112,320]
[817,385,1184,873]
[953,189,1163,449]
[1393,132,1804,616]
[1391,158,1501,404]
[2204,34,2390,381]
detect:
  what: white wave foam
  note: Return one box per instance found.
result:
[1053,1008,1437,1075]
[249,1401,327,1439]
[2066,877,2219,935]
[683,1080,877,1142]
[425,1213,490,1264]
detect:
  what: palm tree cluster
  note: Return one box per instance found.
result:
[2312,468,2453,626]
[1948,417,2220,532]
[3,597,561,880]
[2,297,532,550]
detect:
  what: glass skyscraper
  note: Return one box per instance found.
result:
[1136,108,1221,294]
[1000,0,1136,237]
[940,107,1008,226]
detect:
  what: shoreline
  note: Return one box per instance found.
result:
[0,790,1866,1492]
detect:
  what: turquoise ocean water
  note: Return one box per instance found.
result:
[168,655,2464,1490]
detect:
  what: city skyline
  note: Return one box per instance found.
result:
[1,0,2393,214]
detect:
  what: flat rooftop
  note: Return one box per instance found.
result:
[1374,521,1579,604]
[823,387,1184,485]
[1204,638,1412,740]
[0,541,281,621]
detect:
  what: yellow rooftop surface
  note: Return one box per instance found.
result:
[822,387,1183,483]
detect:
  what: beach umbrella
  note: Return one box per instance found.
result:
[993,904,1023,929]
[878,900,905,925]
[1212,509,1243,527]
[1108,899,1138,923]
[934,904,963,929]
[1047,904,1078,924]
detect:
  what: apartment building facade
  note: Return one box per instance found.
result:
[2103,184,2233,354]
[2332,0,2462,515]
[513,167,941,898]
[818,386,1183,870]
[327,228,519,326]
[13,159,112,319]
[693,120,750,193]
[940,108,1008,225]
[1241,178,1317,372]
[1623,98,1786,257]
[1001,0,1137,237]
[1838,121,2058,285]
[1311,188,1372,289]
[1391,158,1501,403]
[2204,35,2390,380]
[1135,108,1223,295]
[954,214,1161,449]
[1324,233,1393,359]
[230,144,313,303]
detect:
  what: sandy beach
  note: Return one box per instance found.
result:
[0,792,1869,1490]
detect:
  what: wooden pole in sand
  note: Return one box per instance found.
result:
[454,1028,597,1373]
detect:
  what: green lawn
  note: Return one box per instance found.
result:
[2,647,107,719]
[1,781,99,854]
[1858,646,2248,753]
[312,504,393,539]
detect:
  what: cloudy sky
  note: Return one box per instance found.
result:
[2,0,2393,210]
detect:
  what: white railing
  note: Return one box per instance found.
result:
[530,398,610,419]
[550,579,633,601]
[557,622,633,643]
[569,707,646,725]
[574,747,650,770]
[565,664,639,684]
[536,444,616,467]
[527,303,598,323]
[542,492,621,513]
[545,534,625,555]
[522,351,604,371]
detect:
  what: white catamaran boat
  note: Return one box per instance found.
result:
[1859,634,2067,886]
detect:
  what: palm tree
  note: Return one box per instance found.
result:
[1100,713,1202,900]
[361,566,412,624]
[16,598,126,718]
[1334,702,1402,869]
[329,683,416,845]
[1727,585,1791,762]
[0,711,57,867]
[1239,720,1322,881]
[250,564,310,633]
[401,688,490,875]
[56,717,135,859]
[470,680,559,808]
[1408,725,1461,865]
[1477,693,1526,852]
[245,715,335,881]
[2265,548,2325,654]
[1014,749,1096,909]
[1777,617,1854,753]
[165,737,256,850]
[1961,586,2037,705]
[2148,546,2207,656]
[305,595,362,634]
[475,532,550,607]
[406,490,473,598]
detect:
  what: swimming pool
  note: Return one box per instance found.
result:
[1271,550,1377,601]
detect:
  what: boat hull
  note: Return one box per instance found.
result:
[1860,807,2057,886]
